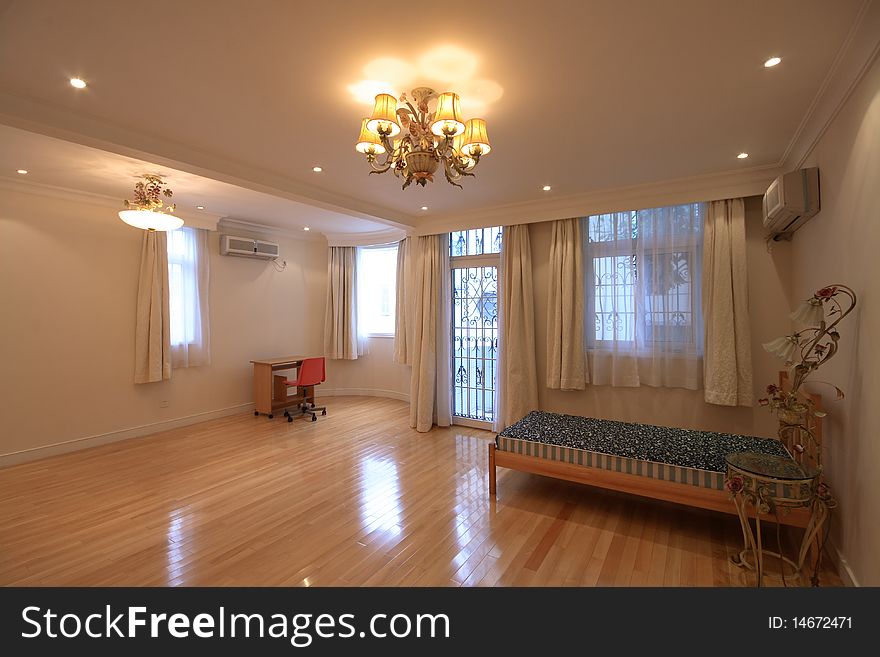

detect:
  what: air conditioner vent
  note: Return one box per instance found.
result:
[763,168,820,241]
[220,234,280,259]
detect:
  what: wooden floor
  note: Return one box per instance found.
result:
[0,396,841,586]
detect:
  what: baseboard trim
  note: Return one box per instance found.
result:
[0,402,255,468]
[321,388,410,403]
[827,539,859,587]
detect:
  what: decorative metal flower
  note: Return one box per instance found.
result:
[123,174,176,214]
[725,475,744,494]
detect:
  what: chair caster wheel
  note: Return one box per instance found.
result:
[254,410,259,416]
[310,403,316,408]
[287,416,293,423]
[283,410,289,417]
[268,414,274,419]
[311,414,317,422]
[321,410,327,416]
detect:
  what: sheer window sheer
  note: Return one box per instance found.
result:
[167,227,210,368]
[583,203,704,389]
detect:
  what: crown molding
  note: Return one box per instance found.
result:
[780,0,880,170]
[414,164,780,235]
[324,228,408,247]
[0,174,222,229]
[0,91,415,231]
[217,217,326,242]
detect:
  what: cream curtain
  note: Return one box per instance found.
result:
[168,227,211,368]
[546,218,586,390]
[495,224,539,430]
[134,230,171,384]
[703,198,753,406]
[393,237,411,365]
[409,234,452,432]
[324,246,359,360]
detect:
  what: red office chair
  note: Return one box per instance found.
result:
[282,357,327,423]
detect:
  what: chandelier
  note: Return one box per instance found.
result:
[118,174,183,231]
[355,87,491,189]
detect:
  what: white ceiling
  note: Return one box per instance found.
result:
[0,0,871,234]
[0,124,392,235]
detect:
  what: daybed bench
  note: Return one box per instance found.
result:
[488,410,812,527]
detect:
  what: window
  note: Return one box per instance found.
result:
[167,227,199,348]
[166,226,210,367]
[450,226,502,257]
[450,227,502,425]
[585,203,703,353]
[356,244,398,336]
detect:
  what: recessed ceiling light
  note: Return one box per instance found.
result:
[764,57,782,68]
[69,77,87,89]
[303,226,311,231]
[737,152,749,159]
[421,206,428,211]
[542,185,552,191]
[16,169,28,175]
[196,205,205,210]
[312,166,323,173]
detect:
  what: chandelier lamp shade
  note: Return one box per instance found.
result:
[118,174,183,231]
[355,87,492,189]
[356,118,386,155]
[366,93,402,137]
[430,92,465,137]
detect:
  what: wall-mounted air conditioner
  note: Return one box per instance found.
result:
[763,167,820,240]
[220,234,280,260]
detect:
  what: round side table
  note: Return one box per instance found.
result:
[725,451,831,587]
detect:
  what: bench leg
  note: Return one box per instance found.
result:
[488,443,496,497]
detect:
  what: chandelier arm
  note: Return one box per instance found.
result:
[450,159,476,178]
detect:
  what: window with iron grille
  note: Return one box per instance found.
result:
[450,227,502,424]
[584,204,703,353]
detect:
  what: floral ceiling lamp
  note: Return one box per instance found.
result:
[118,174,183,231]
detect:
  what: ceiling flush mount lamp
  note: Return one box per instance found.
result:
[355,87,492,189]
[118,174,183,231]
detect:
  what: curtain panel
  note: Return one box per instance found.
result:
[546,218,586,390]
[134,230,171,384]
[495,224,539,430]
[324,246,359,360]
[583,204,704,389]
[409,234,452,432]
[168,227,211,368]
[703,198,754,406]
[393,236,411,365]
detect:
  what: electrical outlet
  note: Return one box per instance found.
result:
[160,400,169,408]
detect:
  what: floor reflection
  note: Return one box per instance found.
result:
[166,512,189,582]
[359,457,402,537]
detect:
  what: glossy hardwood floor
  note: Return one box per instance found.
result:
[0,396,840,586]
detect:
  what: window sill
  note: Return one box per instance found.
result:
[365,333,394,339]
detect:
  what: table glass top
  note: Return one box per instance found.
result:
[725,451,815,480]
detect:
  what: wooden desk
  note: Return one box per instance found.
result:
[250,356,312,418]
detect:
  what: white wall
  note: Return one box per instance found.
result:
[0,186,327,463]
[788,53,880,586]
[325,337,410,401]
